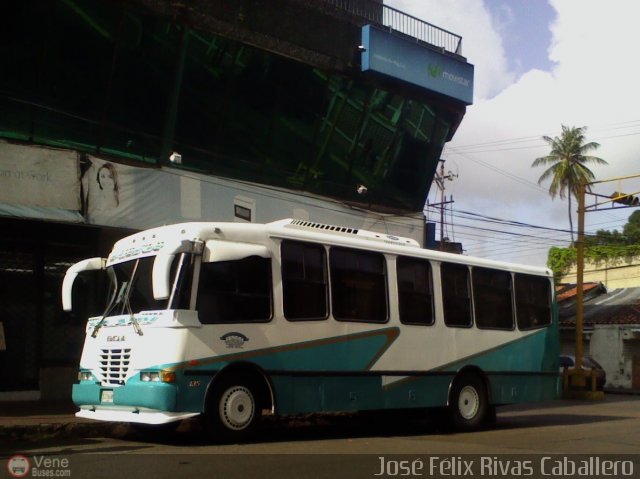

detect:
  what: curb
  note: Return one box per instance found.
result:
[603,388,640,395]
[0,412,356,442]
[0,422,129,442]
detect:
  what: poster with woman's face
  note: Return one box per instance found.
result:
[82,156,135,225]
[96,164,118,205]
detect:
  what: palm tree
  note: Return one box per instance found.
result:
[532,125,607,243]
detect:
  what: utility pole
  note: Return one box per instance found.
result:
[575,177,586,372]
[432,160,457,249]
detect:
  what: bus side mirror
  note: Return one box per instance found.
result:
[62,257,106,311]
[152,254,175,301]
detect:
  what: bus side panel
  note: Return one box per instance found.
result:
[439,328,560,403]
[176,372,212,412]
[270,374,453,415]
[488,373,559,405]
[170,319,560,415]
[380,375,452,409]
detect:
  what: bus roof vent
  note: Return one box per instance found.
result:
[285,219,420,247]
[288,219,359,235]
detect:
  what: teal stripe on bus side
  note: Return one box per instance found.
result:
[118,326,558,414]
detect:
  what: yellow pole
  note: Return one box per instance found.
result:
[589,172,640,185]
[575,177,585,371]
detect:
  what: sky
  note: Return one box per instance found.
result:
[386,0,640,267]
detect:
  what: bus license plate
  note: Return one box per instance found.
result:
[101,390,114,403]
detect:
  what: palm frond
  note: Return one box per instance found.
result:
[532,125,607,204]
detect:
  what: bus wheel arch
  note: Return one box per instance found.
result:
[203,362,274,440]
[447,367,493,431]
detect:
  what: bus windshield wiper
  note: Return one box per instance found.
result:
[123,260,144,336]
[91,269,124,338]
[91,261,143,337]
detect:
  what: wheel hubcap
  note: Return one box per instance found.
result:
[219,386,255,430]
[458,385,479,420]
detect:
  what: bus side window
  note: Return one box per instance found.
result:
[281,241,328,321]
[472,267,514,330]
[515,274,552,330]
[196,256,272,324]
[397,256,434,325]
[329,247,388,323]
[441,262,472,328]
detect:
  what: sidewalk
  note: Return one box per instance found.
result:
[0,401,125,441]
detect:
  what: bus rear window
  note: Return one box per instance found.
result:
[441,263,472,328]
[397,256,434,326]
[472,267,514,330]
[515,274,552,329]
[330,248,387,323]
[281,241,328,321]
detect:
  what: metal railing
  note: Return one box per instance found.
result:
[321,0,463,55]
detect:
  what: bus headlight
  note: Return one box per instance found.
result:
[140,371,161,382]
[78,371,94,381]
[140,370,176,383]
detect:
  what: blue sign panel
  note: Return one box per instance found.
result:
[361,25,474,105]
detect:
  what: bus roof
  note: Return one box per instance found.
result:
[108,219,552,277]
[268,219,552,277]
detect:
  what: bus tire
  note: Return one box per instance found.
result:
[205,377,261,441]
[449,373,489,432]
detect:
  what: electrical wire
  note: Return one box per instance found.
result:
[424,204,637,261]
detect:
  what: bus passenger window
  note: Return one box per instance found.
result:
[472,267,514,330]
[397,257,434,325]
[515,274,552,329]
[196,256,272,323]
[441,263,472,327]
[281,241,328,321]
[330,248,388,323]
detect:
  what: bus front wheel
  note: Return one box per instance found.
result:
[205,378,260,441]
[449,373,489,432]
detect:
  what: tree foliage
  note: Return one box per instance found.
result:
[548,210,640,280]
[623,210,640,243]
[584,210,640,246]
[532,125,607,243]
[584,228,626,247]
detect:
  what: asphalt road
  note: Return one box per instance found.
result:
[3,395,640,478]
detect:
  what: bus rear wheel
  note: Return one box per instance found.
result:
[449,373,489,432]
[205,378,261,441]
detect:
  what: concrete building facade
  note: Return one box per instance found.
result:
[561,256,640,290]
[0,0,473,400]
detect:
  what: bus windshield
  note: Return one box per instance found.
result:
[103,254,193,316]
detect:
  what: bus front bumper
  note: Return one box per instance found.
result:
[72,380,199,424]
[76,407,199,424]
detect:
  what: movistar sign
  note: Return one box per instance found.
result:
[361,25,474,105]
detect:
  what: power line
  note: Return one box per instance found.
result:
[425,205,628,239]
[447,119,640,154]
[444,147,549,194]
[424,205,637,261]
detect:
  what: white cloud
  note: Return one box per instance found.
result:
[389,0,640,265]
[386,0,514,99]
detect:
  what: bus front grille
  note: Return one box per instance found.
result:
[99,348,131,386]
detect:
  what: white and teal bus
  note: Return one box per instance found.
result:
[63,219,559,439]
